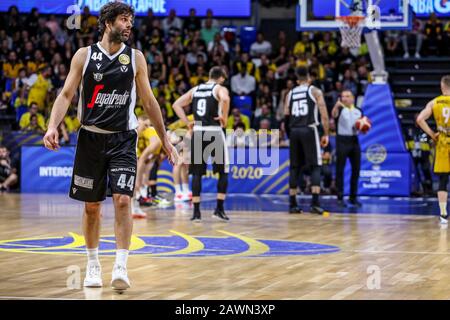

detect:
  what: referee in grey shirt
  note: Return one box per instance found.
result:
[332,90,362,208]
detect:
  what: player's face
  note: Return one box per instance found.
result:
[138,119,150,132]
[0,148,7,159]
[109,14,133,43]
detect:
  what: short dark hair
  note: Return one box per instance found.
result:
[341,89,354,97]
[209,66,227,80]
[98,2,135,35]
[442,75,450,88]
[296,67,309,80]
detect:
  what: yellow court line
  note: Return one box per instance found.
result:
[264,172,289,194]
[252,160,289,193]
[216,230,270,257]
[148,230,204,256]
[4,232,86,251]
[0,243,42,248]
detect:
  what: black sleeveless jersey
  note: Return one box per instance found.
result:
[77,43,138,132]
[192,83,221,127]
[288,84,319,128]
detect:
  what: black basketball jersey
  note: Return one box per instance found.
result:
[192,83,221,127]
[288,84,319,128]
[78,43,138,132]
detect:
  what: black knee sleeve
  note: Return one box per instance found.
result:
[289,167,300,189]
[439,174,449,192]
[192,174,202,197]
[150,161,159,180]
[218,173,228,194]
[311,165,321,187]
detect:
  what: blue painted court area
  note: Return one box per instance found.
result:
[185,194,440,216]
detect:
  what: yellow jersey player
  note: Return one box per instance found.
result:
[132,115,164,218]
[168,114,194,202]
[417,75,450,224]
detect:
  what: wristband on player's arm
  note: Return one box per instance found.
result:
[284,115,290,138]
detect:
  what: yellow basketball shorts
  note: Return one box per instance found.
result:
[434,135,450,173]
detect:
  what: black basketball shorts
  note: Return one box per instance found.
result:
[69,128,138,202]
[289,126,322,168]
[189,127,229,175]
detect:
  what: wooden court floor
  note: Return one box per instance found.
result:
[0,193,449,300]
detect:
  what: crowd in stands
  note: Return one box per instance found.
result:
[0,5,448,192]
[383,13,450,58]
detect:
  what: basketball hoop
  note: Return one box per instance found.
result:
[336,16,366,49]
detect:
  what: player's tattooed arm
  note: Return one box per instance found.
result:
[283,90,291,116]
[44,47,87,151]
[135,49,178,165]
[172,88,195,129]
[312,87,330,146]
[417,99,439,142]
[283,89,292,137]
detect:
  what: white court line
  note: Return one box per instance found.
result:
[344,249,450,255]
[0,296,80,300]
[330,285,363,300]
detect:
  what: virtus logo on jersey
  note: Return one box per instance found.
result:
[87,85,130,109]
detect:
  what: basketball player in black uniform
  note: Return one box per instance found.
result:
[172,67,230,222]
[43,3,177,291]
[284,67,330,214]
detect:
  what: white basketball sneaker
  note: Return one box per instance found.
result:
[132,205,147,219]
[182,192,191,202]
[440,214,448,225]
[111,264,130,291]
[174,192,185,203]
[84,262,102,288]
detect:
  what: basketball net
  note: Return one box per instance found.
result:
[336,15,365,49]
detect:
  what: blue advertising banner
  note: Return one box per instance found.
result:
[409,0,450,17]
[0,0,251,17]
[158,148,287,195]
[21,145,75,193]
[344,152,411,196]
[22,143,410,196]
[343,83,411,196]
[358,84,407,153]
[21,145,284,194]
[312,0,450,18]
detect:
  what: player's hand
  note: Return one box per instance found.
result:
[214,116,226,128]
[320,135,329,147]
[43,127,60,151]
[334,98,344,109]
[432,132,440,143]
[162,138,180,166]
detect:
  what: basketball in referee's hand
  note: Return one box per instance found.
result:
[355,116,371,134]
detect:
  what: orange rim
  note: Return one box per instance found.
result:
[336,16,365,27]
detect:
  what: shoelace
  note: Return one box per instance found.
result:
[87,265,100,277]
[114,265,127,276]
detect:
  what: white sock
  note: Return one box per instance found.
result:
[140,186,147,198]
[439,202,448,217]
[175,184,182,194]
[115,249,129,267]
[182,183,190,193]
[86,248,99,264]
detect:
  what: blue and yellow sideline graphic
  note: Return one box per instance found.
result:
[0,231,340,257]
